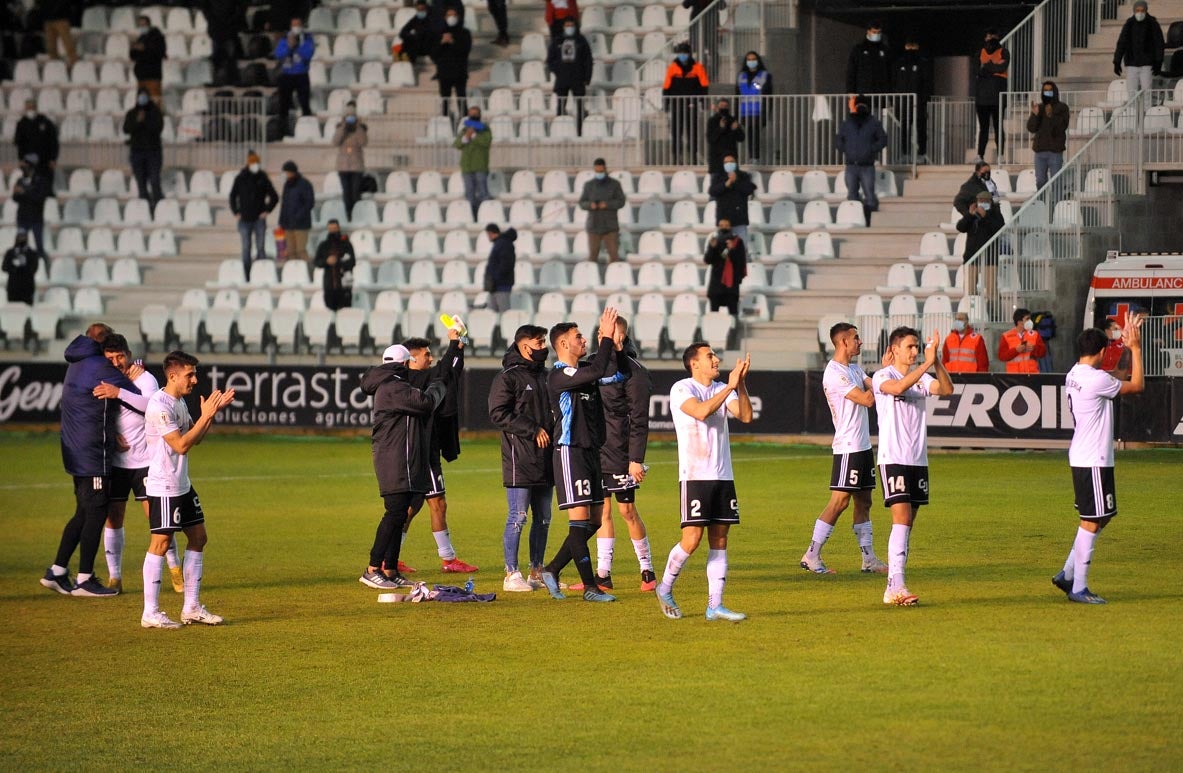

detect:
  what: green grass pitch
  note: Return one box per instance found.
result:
[1,433,1180,770]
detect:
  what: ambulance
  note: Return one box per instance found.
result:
[1083,252,1183,375]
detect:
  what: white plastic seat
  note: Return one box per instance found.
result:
[378,231,409,258]
[833,200,866,228]
[919,263,952,292]
[571,262,602,288]
[670,262,701,289]
[876,263,917,294]
[800,200,832,228]
[803,232,835,260]
[669,231,701,259]
[110,258,140,286]
[768,231,799,261]
[410,230,440,258]
[771,262,803,290]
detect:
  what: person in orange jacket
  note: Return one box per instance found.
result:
[998,307,1046,373]
[663,42,710,165]
[941,312,989,372]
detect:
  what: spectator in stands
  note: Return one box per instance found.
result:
[708,154,757,244]
[707,98,744,175]
[332,102,368,220]
[229,151,279,281]
[893,36,932,164]
[275,17,315,137]
[122,90,165,217]
[279,161,314,263]
[484,224,517,313]
[704,218,747,317]
[846,20,891,96]
[545,0,580,42]
[682,0,714,54]
[956,191,1002,299]
[548,19,593,135]
[1114,1,1164,106]
[267,0,311,40]
[432,8,472,118]
[3,229,40,305]
[14,99,59,182]
[12,154,50,256]
[835,94,888,227]
[579,158,626,264]
[488,0,510,47]
[974,28,1009,163]
[998,308,1046,374]
[454,106,492,219]
[663,43,710,166]
[397,2,436,63]
[1102,317,1130,377]
[736,52,772,165]
[1027,80,1070,188]
[39,0,77,67]
[314,219,356,311]
[954,160,1000,214]
[202,0,245,86]
[941,312,989,373]
[130,15,167,102]
[432,0,466,31]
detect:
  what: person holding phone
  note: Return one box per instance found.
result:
[703,218,748,316]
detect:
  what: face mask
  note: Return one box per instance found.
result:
[953,320,966,333]
[718,229,732,240]
[594,171,605,180]
[856,104,870,116]
[139,25,149,33]
[345,115,357,124]
[985,39,999,51]
[979,202,992,212]
[564,26,575,37]
[1042,90,1055,99]
[1023,319,1035,332]
[249,163,260,173]
[328,231,340,239]
[446,16,458,26]
[415,10,427,19]
[291,26,302,35]
[677,54,689,64]
[1135,11,1147,20]
[979,171,991,181]
[1110,329,1123,340]
[868,33,881,43]
[137,94,149,106]
[15,239,27,247]
[746,60,758,70]
[723,162,737,173]
[529,348,549,363]
[25,110,35,119]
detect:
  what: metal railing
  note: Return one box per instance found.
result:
[1001,0,1128,94]
[927,97,978,166]
[1140,315,1183,376]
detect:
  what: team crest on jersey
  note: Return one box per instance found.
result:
[563,367,577,376]
[159,412,170,424]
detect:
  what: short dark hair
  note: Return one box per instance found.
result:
[985,27,1001,38]
[593,157,606,167]
[327,218,340,227]
[829,322,857,344]
[615,317,629,334]
[163,350,199,373]
[86,323,113,343]
[1078,328,1108,357]
[485,223,501,235]
[682,341,711,373]
[888,326,920,347]
[514,324,548,345]
[550,322,578,350]
[1105,317,1121,329]
[1013,308,1031,325]
[137,14,150,24]
[868,19,884,30]
[402,337,431,352]
[974,160,990,173]
[103,333,131,355]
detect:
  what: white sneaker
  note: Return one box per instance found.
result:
[503,571,534,592]
[799,553,836,575]
[141,610,181,629]
[861,556,889,574]
[883,586,919,606]
[181,604,224,625]
[526,568,544,590]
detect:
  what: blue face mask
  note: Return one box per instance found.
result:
[415,10,426,19]
[746,60,758,70]
[564,26,575,37]
[345,115,357,124]
[723,162,737,173]
[1042,90,1054,98]
[137,94,149,106]
[952,319,966,333]
[594,172,606,180]
[677,54,690,64]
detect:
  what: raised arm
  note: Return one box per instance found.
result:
[727,354,753,423]
[1118,316,1145,396]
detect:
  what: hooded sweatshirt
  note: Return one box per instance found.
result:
[60,336,139,477]
[1114,11,1165,68]
[599,344,651,476]
[403,339,465,465]
[488,346,554,487]
[361,363,445,496]
[1026,83,1070,153]
[835,109,888,166]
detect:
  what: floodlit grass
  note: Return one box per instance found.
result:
[1,433,1180,770]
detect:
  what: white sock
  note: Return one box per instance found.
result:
[706,548,727,609]
[182,550,203,613]
[632,537,653,572]
[77,572,92,583]
[596,537,615,577]
[853,521,874,559]
[1071,527,1097,594]
[432,530,456,561]
[806,519,834,559]
[401,531,408,547]
[658,544,691,595]
[51,564,68,577]
[143,552,164,615]
[888,524,911,589]
[1061,548,1075,580]
[104,526,124,579]
[165,536,180,569]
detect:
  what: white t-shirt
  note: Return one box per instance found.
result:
[115,370,159,470]
[872,365,936,467]
[1066,362,1121,467]
[670,378,738,481]
[145,390,193,496]
[823,359,871,454]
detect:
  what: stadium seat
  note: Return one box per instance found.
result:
[876,263,917,295]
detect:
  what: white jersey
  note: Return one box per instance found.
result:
[1066,362,1121,467]
[872,365,936,466]
[670,378,738,481]
[823,359,871,454]
[114,370,159,469]
[145,390,193,496]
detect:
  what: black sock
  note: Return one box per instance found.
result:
[544,537,572,576]
[568,522,599,590]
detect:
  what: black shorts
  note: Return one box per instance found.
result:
[148,487,204,533]
[602,470,638,503]
[554,446,604,510]
[1072,466,1117,519]
[110,466,148,502]
[880,464,929,508]
[409,464,446,512]
[680,480,739,527]
[830,450,876,492]
[73,475,110,509]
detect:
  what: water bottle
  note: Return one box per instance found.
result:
[439,313,468,337]
[628,464,650,487]
[464,577,474,593]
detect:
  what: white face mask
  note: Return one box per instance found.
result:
[249,163,260,173]
[1134,11,1147,21]
[291,26,302,35]
[446,15,459,26]
[723,162,738,173]
[868,33,881,43]
[25,110,35,119]
[953,320,966,333]
[1110,329,1123,340]
[978,202,992,212]
[1023,319,1035,332]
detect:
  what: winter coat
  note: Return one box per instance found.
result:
[975,43,1010,107]
[956,209,1004,261]
[332,120,368,172]
[489,347,554,488]
[599,345,651,475]
[201,0,245,38]
[546,33,593,89]
[59,335,139,477]
[130,26,167,81]
[847,39,892,95]
[836,113,888,166]
[14,113,59,168]
[3,243,40,300]
[708,170,756,226]
[954,173,1004,224]
[663,58,709,103]
[278,174,315,230]
[229,167,279,221]
[13,171,50,223]
[39,0,71,21]
[485,229,517,292]
[1114,13,1165,68]
[892,50,932,98]
[267,0,311,33]
[704,235,747,299]
[398,15,436,54]
[454,119,492,173]
[275,32,315,76]
[1026,86,1071,154]
[706,110,745,174]
[431,27,472,81]
[122,103,164,151]
[578,176,626,234]
[403,339,465,465]
[361,364,446,496]
[314,233,356,309]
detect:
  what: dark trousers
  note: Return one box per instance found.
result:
[338,171,362,220]
[976,104,1000,157]
[210,34,240,86]
[555,83,586,134]
[487,0,508,37]
[439,76,468,117]
[130,148,163,214]
[16,217,45,256]
[277,72,312,132]
[669,104,701,165]
[53,475,110,575]
[370,492,414,569]
[324,287,352,311]
[743,116,763,160]
[8,283,34,304]
[709,292,739,316]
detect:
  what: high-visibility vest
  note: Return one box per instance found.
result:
[737,70,769,118]
[1000,328,1040,373]
[943,331,984,372]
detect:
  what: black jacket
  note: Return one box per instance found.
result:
[314,233,356,309]
[953,173,1004,224]
[489,347,554,487]
[1114,13,1164,68]
[704,236,747,298]
[975,44,1010,107]
[229,167,279,221]
[398,15,436,54]
[14,113,59,168]
[708,170,756,225]
[599,345,651,475]
[59,335,139,477]
[485,229,517,292]
[404,340,464,465]
[3,243,40,299]
[13,171,50,223]
[846,39,892,94]
[123,103,164,150]
[835,113,888,166]
[546,33,593,89]
[1026,85,1070,154]
[201,0,246,37]
[361,364,446,496]
[39,0,71,21]
[956,209,1003,261]
[706,110,745,174]
[431,26,472,81]
[278,174,315,230]
[267,0,311,32]
[892,50,932,99]
[548,342,625,449]
[131,26,167,81]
